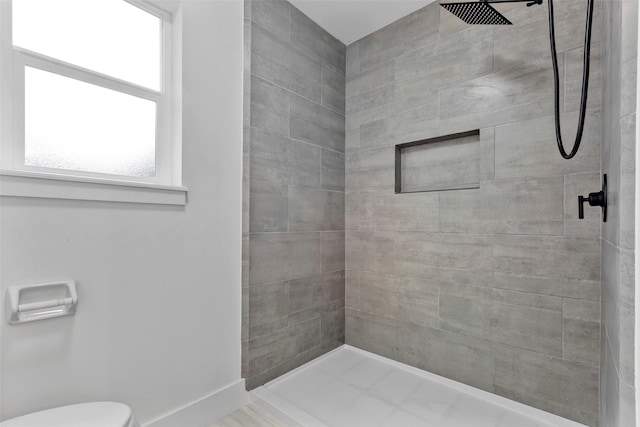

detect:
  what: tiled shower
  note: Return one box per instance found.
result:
[242,1,637,427]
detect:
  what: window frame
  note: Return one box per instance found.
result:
[0,0,185,204]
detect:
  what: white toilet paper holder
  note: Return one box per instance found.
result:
[6,281,78,324]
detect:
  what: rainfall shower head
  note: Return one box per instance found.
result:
[440,2,512,25]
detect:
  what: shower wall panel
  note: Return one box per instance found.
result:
[600,0,637,425]
[345,3,603,426]
[242,1,346,390]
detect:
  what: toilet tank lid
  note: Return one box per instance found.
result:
[0,402,133,427]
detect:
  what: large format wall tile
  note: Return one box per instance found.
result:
[346,231,395,274]
[322,65,346,114]
[395,233,493,286]
[565,43,602,112]
[288,274,324,315]
[251,128,322,188]
[321,149,345,191]
[358,191,439,232]
[346,62,395,102]
[396,324,497,393]
[346,168,395,191]
[494,0,602,68]
[291,94,345,152]
[355,272,439,328]
[250,75,290,136]
[249,179,288,232]
[249,281,289,337]
[494,111,601,180]
[323,271,346,310]
[321,307,345,348]
[356,5,439,72]
[290,6,345,73]
[346,308,397,359]
[598,0,637,414]
[394,25,493,88]
[244,1,346,390]
[619,248,635,385]
[344,1,604,424]
[440,177,564,235]
[563,298,600,367]
[250,0,290,42]
[252,24,322,102]
[439,283,563,356]
[321,231,345,272]
[493,235,600,300]
[248,317,322,384]
[288,186,345,231]
[494,348,599,426]
[439,59,555,134]
[250,232,321,285]
[346,146,393,173]
[620,113,636,251]
[620,58,637,118]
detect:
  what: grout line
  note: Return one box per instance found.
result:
[249,124,346,156]
[563,174,567,236]
[251,72,345,117]
[252,8,345,77]
[320,66,324,108]
[561,297,565,360]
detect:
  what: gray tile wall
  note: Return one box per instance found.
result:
[345,3,603,425]
[600,0,637,425]
[242,1,346,389]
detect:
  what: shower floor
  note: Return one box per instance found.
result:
[251,345,587,427]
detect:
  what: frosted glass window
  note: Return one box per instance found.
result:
[13,0,161,90]
[24,67,157,177]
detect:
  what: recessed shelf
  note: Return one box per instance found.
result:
[395,129,481,194]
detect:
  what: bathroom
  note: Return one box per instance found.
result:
[0,0,636,425]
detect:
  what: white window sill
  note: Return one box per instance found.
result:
[0,170,187,205]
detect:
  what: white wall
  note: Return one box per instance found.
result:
[0,0,244,423]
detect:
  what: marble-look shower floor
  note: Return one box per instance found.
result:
[251,345,587,427]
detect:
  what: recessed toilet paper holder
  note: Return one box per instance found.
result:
[6,281,78,325]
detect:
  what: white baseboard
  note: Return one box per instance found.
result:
[144,379,249,427]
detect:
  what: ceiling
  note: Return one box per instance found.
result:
[288,0,437,45]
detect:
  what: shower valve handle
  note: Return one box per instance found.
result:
[577,174,607,222]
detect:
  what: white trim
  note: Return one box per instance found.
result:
[342,346,587,426]
[0,170,187,205]
[0,1,13,168]
[14,48,162,100]
[143,379,249,427]
[635,0,640,423]
[169,3,183,186]
[156,1,175,185]
[255,345,588,427]
[0,0,182,194]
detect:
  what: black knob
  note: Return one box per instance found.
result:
[578,195,587,219]
[577,174,607,222]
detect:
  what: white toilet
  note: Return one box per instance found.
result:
[0,402,139,427]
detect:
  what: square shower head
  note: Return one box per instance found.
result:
[440,1,513,25]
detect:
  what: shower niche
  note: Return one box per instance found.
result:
[395,129,485,193]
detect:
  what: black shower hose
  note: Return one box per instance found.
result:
[548,0,595,159]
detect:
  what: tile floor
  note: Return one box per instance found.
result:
[212,404,288,427]
[252,345,587,427]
